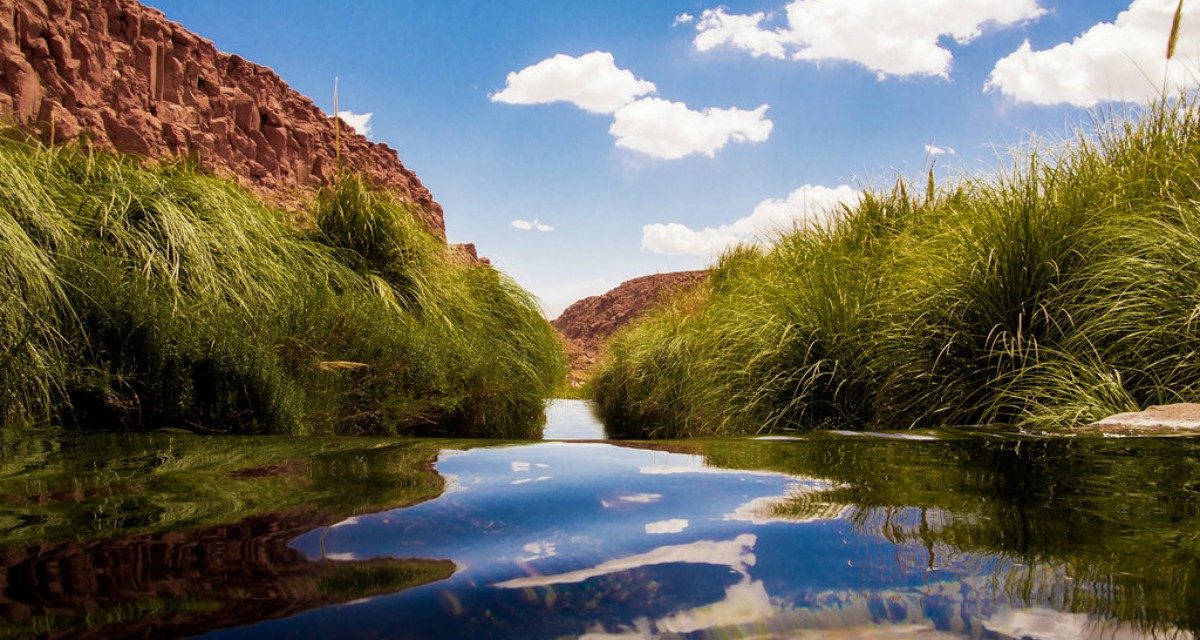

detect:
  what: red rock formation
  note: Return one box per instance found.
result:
[554,270,708,381]
[0,510,454,638]
[0,0,445,238]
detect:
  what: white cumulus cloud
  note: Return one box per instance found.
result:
[336,110,372,137]
[674,12,695,26]
[926,144,955,156]
[490,51,656,114]
[642,184,861,256]
[693,0,1045,78]
[511,219,554,232]
[987,0,1200,107]
[695,9,789,59]
[493,52,773,159]
[610,98,773,159]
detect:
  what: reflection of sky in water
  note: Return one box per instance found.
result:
[196,442,1155,640]
[541,399,608,440]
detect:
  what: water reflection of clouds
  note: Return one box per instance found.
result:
[476,447,962,638]
[511,475,552,485]
[503,534,782,637]
[573,575,1165,640]
[440,473,465,493]
[983,608,1174,640]
[644,519,688,534]
[304,441,852,586]
[252,440,1186,640]
[600,493,663,508]
[520,541,557,561]
[654,577,775,635]
[495,534,758,589]
[580,576,778,639]
[309,444,995,638]
[510,460,550,476]
[435,449,470,495]
[631,451,855,528]
[725,483,851,525]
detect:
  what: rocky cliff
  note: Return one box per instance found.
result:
[0,510,454,638]
[554,270,708,382]
[0,0,445,237]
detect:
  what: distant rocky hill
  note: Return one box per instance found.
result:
[554,270,708,382]
[0,0,445,237]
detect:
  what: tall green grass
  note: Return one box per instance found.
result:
[0,134,564,437]
[595,98,1200,436]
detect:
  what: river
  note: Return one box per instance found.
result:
[0,400,1197,638]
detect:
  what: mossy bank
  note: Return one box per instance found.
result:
[594,99,1200,437]
[0,133,564,437]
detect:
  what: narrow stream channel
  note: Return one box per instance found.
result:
[541,399,608,440]
[0,402,1197,639]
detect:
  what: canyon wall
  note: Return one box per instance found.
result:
[0,0,445,237]
[554,270,709,382]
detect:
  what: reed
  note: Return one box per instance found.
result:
[594,97,1200,436]
[0,132,564,437]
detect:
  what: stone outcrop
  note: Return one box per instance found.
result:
[1081,403,1200,436]
[0,0,445,238]
[554,270,708,383]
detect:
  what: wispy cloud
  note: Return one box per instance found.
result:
[512,219,554,232]
[673,12,695,26]
[926,143,955,157]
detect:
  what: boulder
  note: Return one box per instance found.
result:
[1081,403,1200,436]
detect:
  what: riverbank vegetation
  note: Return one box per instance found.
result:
[0,133,564,437]
[674,435,1200,635]
[595,98,1200,437]
[0,430,449,545]
[0,430,456,638]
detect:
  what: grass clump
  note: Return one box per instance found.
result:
[0,135,564,437]
[594,98,1200,436]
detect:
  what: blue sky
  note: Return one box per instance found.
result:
[142,0,1192,315]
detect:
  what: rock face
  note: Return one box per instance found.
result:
[1082,403,1200,436]
[554,270,708,382]
[0,510,454,638]
[0,0,444,237]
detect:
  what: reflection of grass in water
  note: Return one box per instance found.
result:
[0,431,461,638]
[3,559,456,640]
[9,596,222,640]
[318,559,455,599]
[674,435,1200,635]
[0,430,456,547]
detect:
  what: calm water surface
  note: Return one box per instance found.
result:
[0,400,1198,639]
